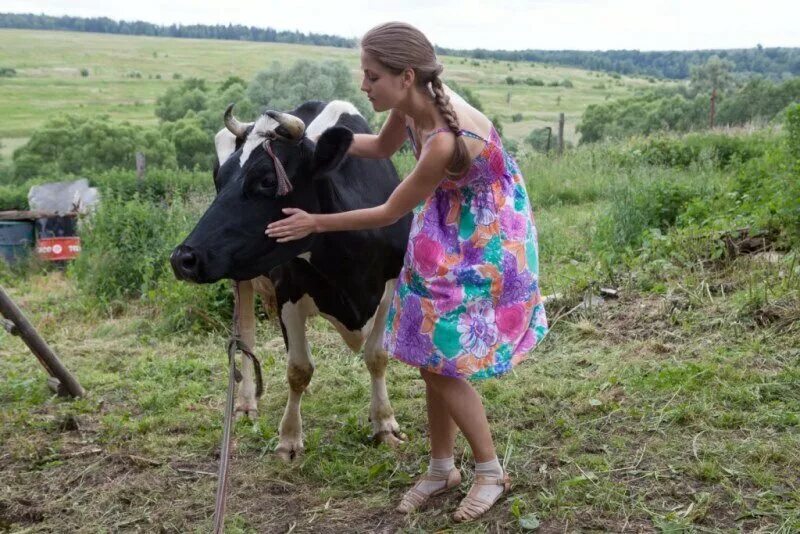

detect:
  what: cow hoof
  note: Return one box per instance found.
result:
[275,443,304,462]
[235,407,259,421]
[373,429,407,447]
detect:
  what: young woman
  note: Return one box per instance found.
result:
[266,21,548,522]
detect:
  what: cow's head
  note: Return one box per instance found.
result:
[170,104,353,283]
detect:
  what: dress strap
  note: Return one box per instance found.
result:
[408,126,497,158]
[423,127,455,142]
[430,128,493,144]
[459,129,489,143]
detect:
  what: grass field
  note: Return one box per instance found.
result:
[1,146,798,531]
[0,28,667,157]
[1,28,797,533]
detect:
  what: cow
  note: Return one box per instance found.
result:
[170,100,411,460]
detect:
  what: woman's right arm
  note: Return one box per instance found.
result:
[348,109,407,159]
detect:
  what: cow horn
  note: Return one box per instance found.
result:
[266,110,306,140]
[223,103,251,139]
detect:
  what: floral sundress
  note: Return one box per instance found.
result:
[383,124,548,380]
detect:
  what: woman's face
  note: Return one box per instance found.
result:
[360,51,408,112]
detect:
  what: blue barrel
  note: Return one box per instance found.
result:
[0,221,34,264]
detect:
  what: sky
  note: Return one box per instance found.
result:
[3,0,799,51]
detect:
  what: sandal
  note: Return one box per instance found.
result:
[396,468,462,514]
[452,472,511,523]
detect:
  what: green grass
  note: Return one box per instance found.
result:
[1,252,797,532]
[2,138,798,530]
[0,29,671,149]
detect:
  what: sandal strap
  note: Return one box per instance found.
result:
[400,487,428,508]
[453,473,511,522]
[455,496,495,521]
[397,468,461,513]
[473,473,511,488]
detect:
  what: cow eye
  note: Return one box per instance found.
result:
[257,176,277,196]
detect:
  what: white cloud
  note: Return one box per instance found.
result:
[2,0,798,50]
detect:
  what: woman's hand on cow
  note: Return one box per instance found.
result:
[265,208,318,242]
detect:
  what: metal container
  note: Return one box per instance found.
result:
[0,220,34,264]
[35,216,81,262]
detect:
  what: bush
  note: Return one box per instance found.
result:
[69,193,232,332]
[595,111,800,264]
[0,182,31,210]
[524,78,544,86]
[248,60,374,124]
[525,127,553,153]
[219,75,247,93]
[511,113,523,123]
[155,78,209,122]
[505,76,516,85]
[716,77,800,126]
[595,170,713,252]
[13,114,178,178]
[160,115,215,170]
[80,68,89,77]
[89,168,213,202]
[70,194,176,302]
[578,78,800,144]
[577,90,708,143]
[0,67,16,77]
[561,79,574,88]
[610,132,772,170]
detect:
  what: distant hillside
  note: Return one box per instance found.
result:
[436,47,800,81]
[3,13,799,80]
[3,12,800,81]
[0,12,356,49]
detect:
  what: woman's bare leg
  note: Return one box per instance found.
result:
[426,378,458,458]
[396,373,461,512]
[420,368,507,519]
[420,368,496,462]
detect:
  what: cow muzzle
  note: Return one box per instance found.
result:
[170,245,201,281]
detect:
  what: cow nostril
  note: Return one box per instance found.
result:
[171,246,200,279]
[180,251,197,271]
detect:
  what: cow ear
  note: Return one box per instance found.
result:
[312,127,354,176]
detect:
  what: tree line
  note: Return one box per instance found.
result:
[0,12,356,48]
[436,46,800,80]
[2,13,799,80]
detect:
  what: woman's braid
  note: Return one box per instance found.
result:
[431,75,471,177]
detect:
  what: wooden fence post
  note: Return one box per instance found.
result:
[0,286,85,398]
[136,152,146,182]
[558,113,565,156]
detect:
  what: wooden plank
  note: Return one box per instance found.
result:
[0,285,85,398]
[0,210,78,221]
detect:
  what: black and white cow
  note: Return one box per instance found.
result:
[170,100,411,460]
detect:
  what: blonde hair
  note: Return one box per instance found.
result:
[361,22,470,177]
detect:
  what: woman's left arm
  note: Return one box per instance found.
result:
[266,134,455,242]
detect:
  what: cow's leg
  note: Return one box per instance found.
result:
[364,279,405,446]
[235,279,258,420]
[276,294,316,461]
